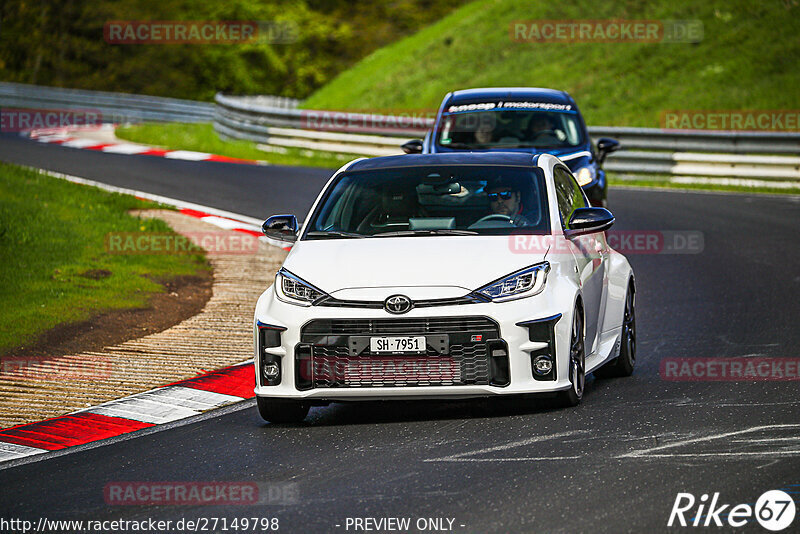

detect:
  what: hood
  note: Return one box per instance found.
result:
[282,236,549,298]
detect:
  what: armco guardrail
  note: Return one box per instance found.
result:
[215,93,800,181]
[588,126,800,154]
[604,151,800,179]
[0,82,214,123]
[4,83,797,181]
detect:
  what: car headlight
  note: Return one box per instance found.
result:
[475,262,550,302]
[576,166,595,186]
[275,269,326,306]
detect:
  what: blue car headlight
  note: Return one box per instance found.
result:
[576,166,595,186]
[275,269,327,306]
[476,262,550,302]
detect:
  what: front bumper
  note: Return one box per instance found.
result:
[253,285,575,401]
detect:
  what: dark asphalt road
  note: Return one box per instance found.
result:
[1,135,799,533]
[0,133,333,219]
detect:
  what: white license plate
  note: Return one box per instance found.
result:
[370,336,426,354]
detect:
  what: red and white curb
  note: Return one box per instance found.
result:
[27,126,263,166]
[0,362,255,463]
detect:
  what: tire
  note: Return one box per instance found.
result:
[595,282,636,378]
[556,305,585,407]
[257,396,310,424]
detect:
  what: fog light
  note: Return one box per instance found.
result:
[263,362,280,380]
[533,354,553,376]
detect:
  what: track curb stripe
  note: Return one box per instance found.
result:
[0,363,255,463]
[28,131,262,165]
[168,363,257,398]
[174,208,290,250]
[0,413,154,451]
[177,208,262,236]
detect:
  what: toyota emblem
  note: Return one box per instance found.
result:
[384,295,412,314]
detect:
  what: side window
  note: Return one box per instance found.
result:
[553,166,587,229]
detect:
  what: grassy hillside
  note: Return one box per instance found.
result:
[303,0,800,127]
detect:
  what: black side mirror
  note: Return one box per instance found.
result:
[566,207,615,236]
[401,139,423,154]
[596,137,620,164]
[262,215,298,243]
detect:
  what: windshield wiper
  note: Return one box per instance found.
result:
[515,143,566,149]
[375,229,478,237]
[430,229,478,235]
[439,142,481,149]
[306,230,365,239]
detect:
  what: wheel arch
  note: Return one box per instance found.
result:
[555,291,585,376]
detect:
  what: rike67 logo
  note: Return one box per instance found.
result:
[669,490,795,531]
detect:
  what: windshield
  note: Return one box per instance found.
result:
[304,165,550,239]
[436,109,584,150]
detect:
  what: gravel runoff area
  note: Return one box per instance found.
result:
[0,210,287,428]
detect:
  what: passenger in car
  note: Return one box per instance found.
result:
[370,186,427,230]
[473,122,494,145]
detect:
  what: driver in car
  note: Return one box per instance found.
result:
[526,114,561,145]
[486,179,534,226]
[528,114,552,135]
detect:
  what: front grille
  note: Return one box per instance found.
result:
[297,317,499,389]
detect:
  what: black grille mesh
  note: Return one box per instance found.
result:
[298,317,498,388]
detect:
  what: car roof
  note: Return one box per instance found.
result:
[446,87,573,106]
[347,152,539,172]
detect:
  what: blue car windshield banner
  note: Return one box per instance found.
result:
[446,101,574,113]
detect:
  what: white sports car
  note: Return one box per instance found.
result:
[254,152,636,423]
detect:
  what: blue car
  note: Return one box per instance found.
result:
[402,87,619,206]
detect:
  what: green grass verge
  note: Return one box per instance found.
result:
[609,175,800,196]
[303,0,800,127]
[116,122,358,169]
[0,162,209,354]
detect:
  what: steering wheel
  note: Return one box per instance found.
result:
[469,213,516,229]
[530,129,558,140]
